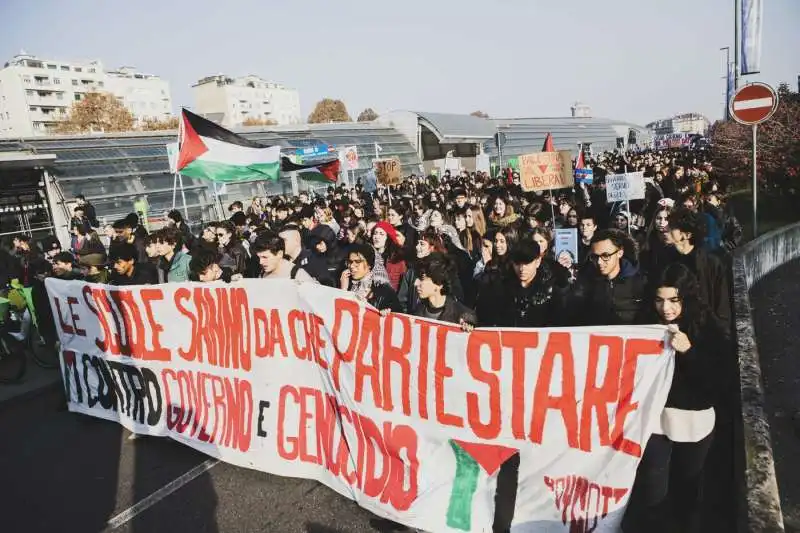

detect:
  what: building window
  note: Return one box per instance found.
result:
[98,81,104,87]
[74,67,82,72]
[61,65,69,71]
[88,68,96,73]
[23,76,31,84]
[47,64,56,70]
[74,94,81,101]
[56,93,63,100]
[72,79,78,86]
[29,106,37,112]
[53,78,61,85]
[27,61,43,68]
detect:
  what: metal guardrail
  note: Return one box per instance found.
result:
[733,221,800,533]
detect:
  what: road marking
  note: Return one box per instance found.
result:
[733,97,773,110]
[106,458,219,529]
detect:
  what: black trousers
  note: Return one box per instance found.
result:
[622,432,714,533]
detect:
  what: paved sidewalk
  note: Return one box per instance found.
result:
[0,355,60,405]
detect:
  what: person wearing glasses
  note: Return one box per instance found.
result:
[570,229,646,326]
[340,244,401,313]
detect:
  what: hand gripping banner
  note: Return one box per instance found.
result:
[46,278,674,532]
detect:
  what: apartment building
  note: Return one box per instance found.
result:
[192,74,301,127]
[0,52,172,137]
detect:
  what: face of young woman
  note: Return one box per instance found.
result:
[532,233,548,257]
[454,215,466,231]
[494,233,508,256]
[655,287,683,323]
[372,227,387,249]
[465,210,474,227]
[614,216,628,230]
[387,209,401,226]
[655,211,670,232]
[494,198,506,216]
[430,210,444,227]
[415,239,432,258]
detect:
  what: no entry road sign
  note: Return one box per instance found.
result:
[730,82,779,125]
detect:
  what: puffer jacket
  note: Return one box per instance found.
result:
[570,259,647,326]
[492,259,571,328]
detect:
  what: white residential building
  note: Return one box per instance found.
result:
[192,74,301,127]
[0,52,172,137]
[646,113,710,136]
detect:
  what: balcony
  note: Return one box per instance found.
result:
[29,109,68,123]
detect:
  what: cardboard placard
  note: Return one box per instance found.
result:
[606,172,646,203]
[374,157,402,185]
[519,150,573,191]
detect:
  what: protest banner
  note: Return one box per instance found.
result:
[374,157,402,185]
[519,151,573,192]
[46,279,674,533]
[554,229,579,270]
[605,172,646,203]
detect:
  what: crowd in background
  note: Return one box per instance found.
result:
[0,146,742,533]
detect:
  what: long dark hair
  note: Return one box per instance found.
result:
[650,263,707,328]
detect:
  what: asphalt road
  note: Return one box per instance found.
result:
[0,387,410,533]
[751,259,800,532]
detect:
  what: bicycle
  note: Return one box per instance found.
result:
[0,297,27,384]
[5,282,59,370]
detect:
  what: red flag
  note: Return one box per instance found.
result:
[575,149,585,170]
[542,133,555,152]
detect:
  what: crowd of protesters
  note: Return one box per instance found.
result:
[0,147,742,533]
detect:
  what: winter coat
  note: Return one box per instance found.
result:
[668,246,731,328]
[366,282,402,313]
[221,239,249,275]
[163,250,192,283]
[490,259,572,328]
[570,259,647,326]
[413,297,477,326]
[397,264,465,315]
[109,262,159,286]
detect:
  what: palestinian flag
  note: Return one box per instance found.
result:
[177,108,281,182]
[281,157,341,184]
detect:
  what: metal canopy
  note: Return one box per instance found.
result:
[414,111,497,143]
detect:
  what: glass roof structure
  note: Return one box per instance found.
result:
[0,122,421,228]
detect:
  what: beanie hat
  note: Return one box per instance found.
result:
[374,221,399,245]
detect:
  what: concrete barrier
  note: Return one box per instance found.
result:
[734,221,800,533]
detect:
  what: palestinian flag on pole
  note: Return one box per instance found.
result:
[177,108,281,182]
[281,157,341,184]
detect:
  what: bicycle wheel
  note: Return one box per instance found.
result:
[29,326,59,369]
[0,333,26,384]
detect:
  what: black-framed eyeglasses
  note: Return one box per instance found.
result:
[589,248,620,263]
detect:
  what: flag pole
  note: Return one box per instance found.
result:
[173,111,181,209]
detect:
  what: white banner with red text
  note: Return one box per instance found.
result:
[46,278,674,533]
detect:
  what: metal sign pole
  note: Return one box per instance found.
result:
[752,123,758,238]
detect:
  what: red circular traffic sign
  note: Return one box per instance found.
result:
[730,82,779,125]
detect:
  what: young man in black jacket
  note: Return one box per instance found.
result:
[109,243,158,286]
[571,229,647,326]
[412,254,476,326]
[490,239,571,328]
[667,207,731,329]
[189,248,239,283]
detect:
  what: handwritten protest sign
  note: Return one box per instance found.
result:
[374,157,402,185]
[606,172,646,203]
[554,228,579,269]
[47,279,673,533]
[519,150,573,191]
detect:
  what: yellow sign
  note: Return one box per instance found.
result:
[374,157,402,185]
[519,150,573,191]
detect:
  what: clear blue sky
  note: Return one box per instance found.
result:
[1,0,797,125]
